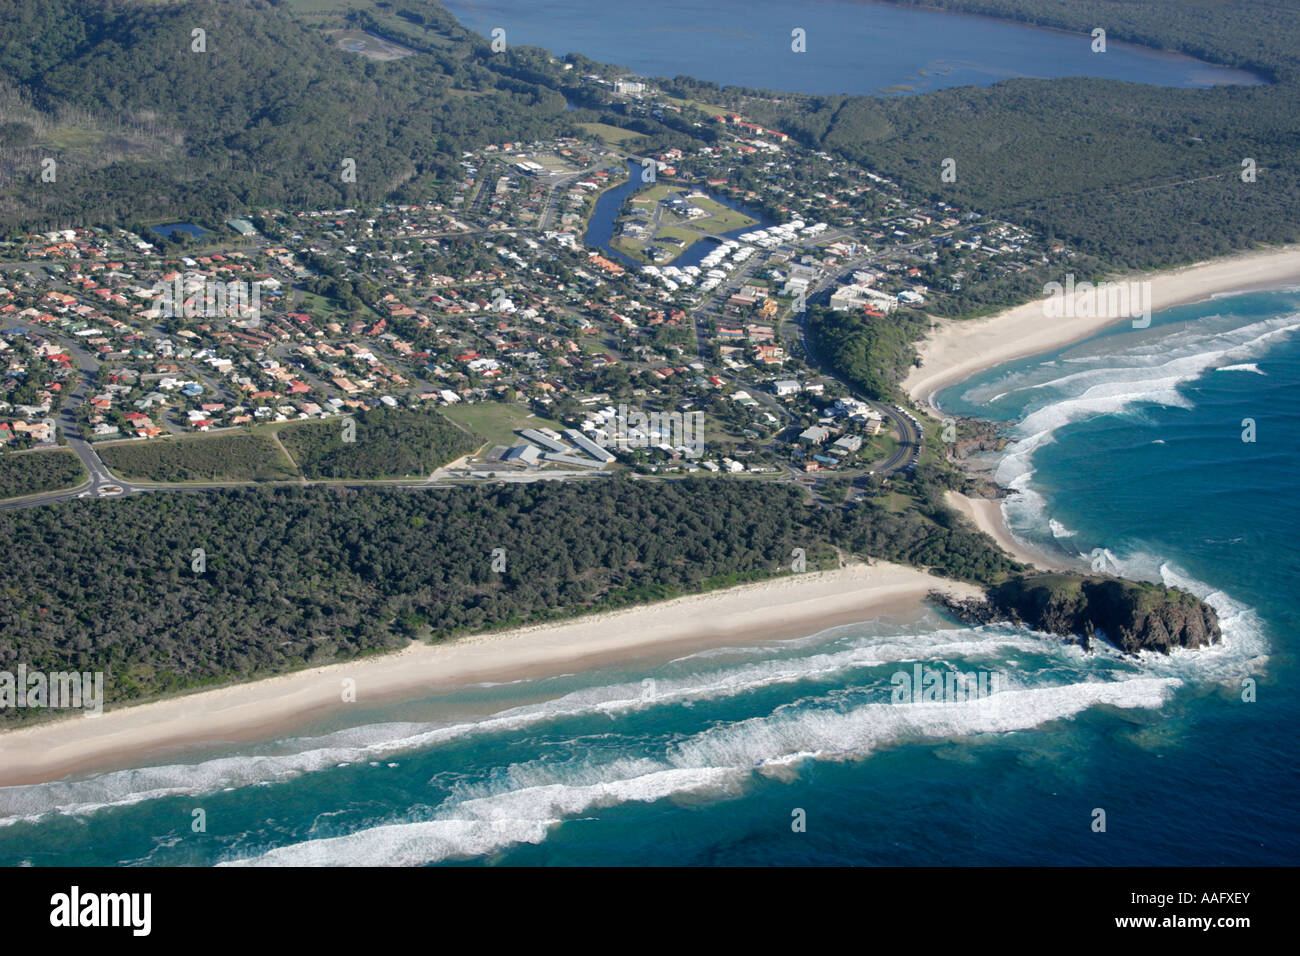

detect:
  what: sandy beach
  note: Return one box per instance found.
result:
[0,561,980,786]
[945,491,1063,573]
[903,244,1300,411]
[909,245,1300,571]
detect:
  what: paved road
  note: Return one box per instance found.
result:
[790,283,922,475]
[0,319,143,508]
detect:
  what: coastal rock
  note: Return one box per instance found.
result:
[932,572,1220,655]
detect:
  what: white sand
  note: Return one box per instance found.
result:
[909,246,1300,573]
[0,561,980,785]
[945,491,1063,573]
[903,245,1300,410]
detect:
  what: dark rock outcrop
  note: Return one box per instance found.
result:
[933,573,1220,655]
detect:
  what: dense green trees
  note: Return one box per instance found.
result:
[0,449,85,499]
[0,0,573,230]
[0,477,1018,721]
[277,408,477,479]
[807,305,928,400]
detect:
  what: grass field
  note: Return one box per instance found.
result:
[656,225,705,244]
[862,430,901,469]
[577,122,643,146]
[660,95,734,117]
[682,197,756,233]
[438,402,564,450]
[613,188,756,265]
[634,184,678,203]
[296,289,382,323]
[98,405,485,483]
[609,238,660,264]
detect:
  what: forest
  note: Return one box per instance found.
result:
[0,449,85,499]
[0,477,1019,722]
[98,432,297,482]
[0,0,574,231]
[275,407,477,479]
[807,305,929,401]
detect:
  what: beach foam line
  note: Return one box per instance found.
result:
[1216,362,1264,374]
[998,314,1299,475]
[903,244,1300,410]
[995,314,1300,539]
[0,626,1043,826]
[0,561,985,789]
[223,766,746,866]
[221,676,1180,866]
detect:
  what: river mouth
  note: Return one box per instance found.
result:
[441,0,1267,97]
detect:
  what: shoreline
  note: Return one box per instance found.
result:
[902,244,1300,413]
[945,490,1067,573]
[0,561,980,787]
[908,244,1300,572]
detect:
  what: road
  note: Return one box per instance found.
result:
[788,274,923,475]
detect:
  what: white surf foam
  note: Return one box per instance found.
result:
[0,627,1043,826]
[1216,362,1264,374]
[222,675,1179,866]
[994,313,1300,491]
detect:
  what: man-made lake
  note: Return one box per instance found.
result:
[443,0,1264,95]
[150,222,210,239]
[585,161,775,268]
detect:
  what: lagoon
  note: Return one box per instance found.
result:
[442,0,1264,96]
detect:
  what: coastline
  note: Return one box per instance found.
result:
[0,561,980,787]
[909,244,1300,572]
[944,490,1067,572]
[902,244,1300,412]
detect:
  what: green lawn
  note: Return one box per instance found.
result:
[296,289,381,323]
[577,122,643,146]
[681,197,756,233]
[862,430,901,468]
[439,402,565,450]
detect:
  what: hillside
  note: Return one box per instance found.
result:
[0,0,570,231]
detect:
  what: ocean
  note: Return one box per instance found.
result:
[2,290,1296,866]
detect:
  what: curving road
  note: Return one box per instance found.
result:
[791,293,922,475]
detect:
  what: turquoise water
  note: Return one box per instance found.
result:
[1,289,1297,866]
[442,0,1265,95]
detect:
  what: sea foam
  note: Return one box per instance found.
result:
[221,676,1179,866]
